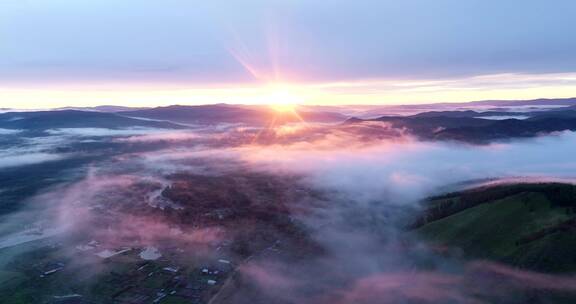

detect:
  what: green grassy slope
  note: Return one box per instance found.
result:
[416,185,576,273]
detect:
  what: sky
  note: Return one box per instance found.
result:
[1,0,576,108]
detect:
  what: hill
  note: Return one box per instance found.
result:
[55,105,149,112]
[413,182,576,273]
[121,104,346,125]
[0,110,185,130]
[465,97,576,107]
[346,109,576,143]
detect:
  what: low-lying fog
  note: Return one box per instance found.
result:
[2,124,576,303]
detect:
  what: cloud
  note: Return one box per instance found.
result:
[220,130,576,203]
[0,133,76,169]
[0,135,73,169]
[2,0,576,87]
[3,122,576,302]
[12,169,224,253]
[117,131,200,143]
[0,128,22,135]
[315,262,576,304]
[0,152,64,169]
[46,127,177,137]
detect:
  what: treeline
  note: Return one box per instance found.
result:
[409,183,576,229]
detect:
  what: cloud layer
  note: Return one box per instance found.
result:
[2,124,576,303]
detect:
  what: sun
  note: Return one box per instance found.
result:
[270,103,296,113]
[265,86,302,113]
[250,85,308,143]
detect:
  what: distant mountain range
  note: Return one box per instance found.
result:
[0,110,184,130]
[0,105,347,131]
[2,98,576,143]
[333,97,576,118]
[457,97,576,107]
[120,104,346,125]
[393,97,576,109]
[55,105,150,112]
[346,107,576,143]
